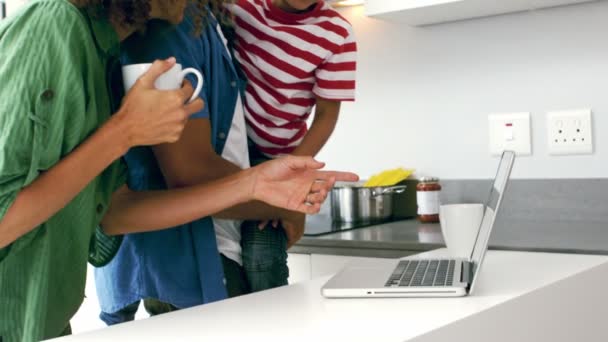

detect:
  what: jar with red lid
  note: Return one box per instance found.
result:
[416,177,441,223]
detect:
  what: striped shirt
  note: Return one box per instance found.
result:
[228,0,357,157]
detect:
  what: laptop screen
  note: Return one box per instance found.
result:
[468,151,515,285]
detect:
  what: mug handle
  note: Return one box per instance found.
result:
[180,68,204,103]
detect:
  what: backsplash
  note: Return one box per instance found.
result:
[440,178,608,253]
[440,179,608,223]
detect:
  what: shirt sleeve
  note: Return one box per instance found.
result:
[312,24,357,102]
[120,17,210,119]
[0,1,89,260]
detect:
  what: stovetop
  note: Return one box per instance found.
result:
[303,212,410,236]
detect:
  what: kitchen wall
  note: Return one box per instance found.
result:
[4,1,606,179]
[321,1,608,179]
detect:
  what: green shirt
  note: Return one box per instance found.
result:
[0,1,126,340]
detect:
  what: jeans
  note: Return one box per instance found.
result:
[99,298,178,326]
[240,220,289,292]
[99,255,249,325]
[241,140,290,292]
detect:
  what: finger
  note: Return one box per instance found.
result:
[306,190,327,204]
[178,80,195,102]
[315,171,359,182]
[183,97,204,116]
[272,219,279,228]
[139,57,176,87]
[325,176,336,191]
[310,182,323,193]
[296,202,321,215]
[258,220,269,230]
[310,177,337,193]
[284,155,325,171]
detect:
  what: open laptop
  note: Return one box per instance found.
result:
[321,150,515,298]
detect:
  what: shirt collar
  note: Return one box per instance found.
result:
[82,8,120,58]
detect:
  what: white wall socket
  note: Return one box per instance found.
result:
[488,112,531,156]
[546,109,593,155]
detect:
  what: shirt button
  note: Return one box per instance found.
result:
[230,81,237,88]
[218,132,226,139]
[41,89,54,101]
[96,204,104,214]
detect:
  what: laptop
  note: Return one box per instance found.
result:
[321,150,515,298]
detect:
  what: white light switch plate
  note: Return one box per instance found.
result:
[488,112,531,156]
[546,109,593,155]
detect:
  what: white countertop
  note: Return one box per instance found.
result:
[55,249,608,341]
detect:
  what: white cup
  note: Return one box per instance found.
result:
[439,203,484,259]
[121,63,203,103]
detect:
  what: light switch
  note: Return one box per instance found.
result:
[504,123,514,141]
[488,112,531,156]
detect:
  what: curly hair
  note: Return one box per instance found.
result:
[70,0,234,35]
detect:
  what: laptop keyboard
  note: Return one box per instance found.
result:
[385,260,455,287]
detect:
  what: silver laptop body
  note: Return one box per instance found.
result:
[321,151,515,298]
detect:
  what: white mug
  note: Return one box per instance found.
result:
[439,203,484,259]
[121,63,203,103]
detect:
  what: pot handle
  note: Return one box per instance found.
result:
[371,185,407,197]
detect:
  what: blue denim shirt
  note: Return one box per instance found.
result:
[95,14,244,312]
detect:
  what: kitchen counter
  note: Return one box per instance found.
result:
[55,249,608,341]
[291,207,608,258]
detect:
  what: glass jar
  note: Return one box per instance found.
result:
[416,177,441,223]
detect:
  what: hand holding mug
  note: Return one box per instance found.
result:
[114,58,205,147]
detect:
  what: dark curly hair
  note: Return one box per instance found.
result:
[70,0,234,35]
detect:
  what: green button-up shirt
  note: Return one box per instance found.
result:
[0,1,126,340]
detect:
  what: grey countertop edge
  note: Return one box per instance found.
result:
[288,242,608,258]
[291,218,608,258]
[487,246,608,256]
[295,237,442,251]
[289,241,444,258]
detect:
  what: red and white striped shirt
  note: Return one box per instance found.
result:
[228,0,357,157]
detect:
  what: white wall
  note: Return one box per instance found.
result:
[319,1,608,179]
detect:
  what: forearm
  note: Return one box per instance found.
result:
[0,117,129,248]
[101,170,254,235]
[104,154,357,233]
[169,152,287,220]
[291,99,340,157]
[214,200,287,220]
[291,121,336,157]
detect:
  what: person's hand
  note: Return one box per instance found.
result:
[249,155,359,214]
[257,212,305,249]
[281,211,306,249]
[114,58,204,147]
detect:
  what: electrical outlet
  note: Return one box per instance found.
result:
[488,112,531,156]
[547,109,593,155]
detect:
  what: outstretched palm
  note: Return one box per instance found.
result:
[252,156,359,214]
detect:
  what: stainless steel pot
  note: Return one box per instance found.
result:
[330,184,407,223]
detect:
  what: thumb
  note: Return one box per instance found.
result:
[138,57,177,87]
